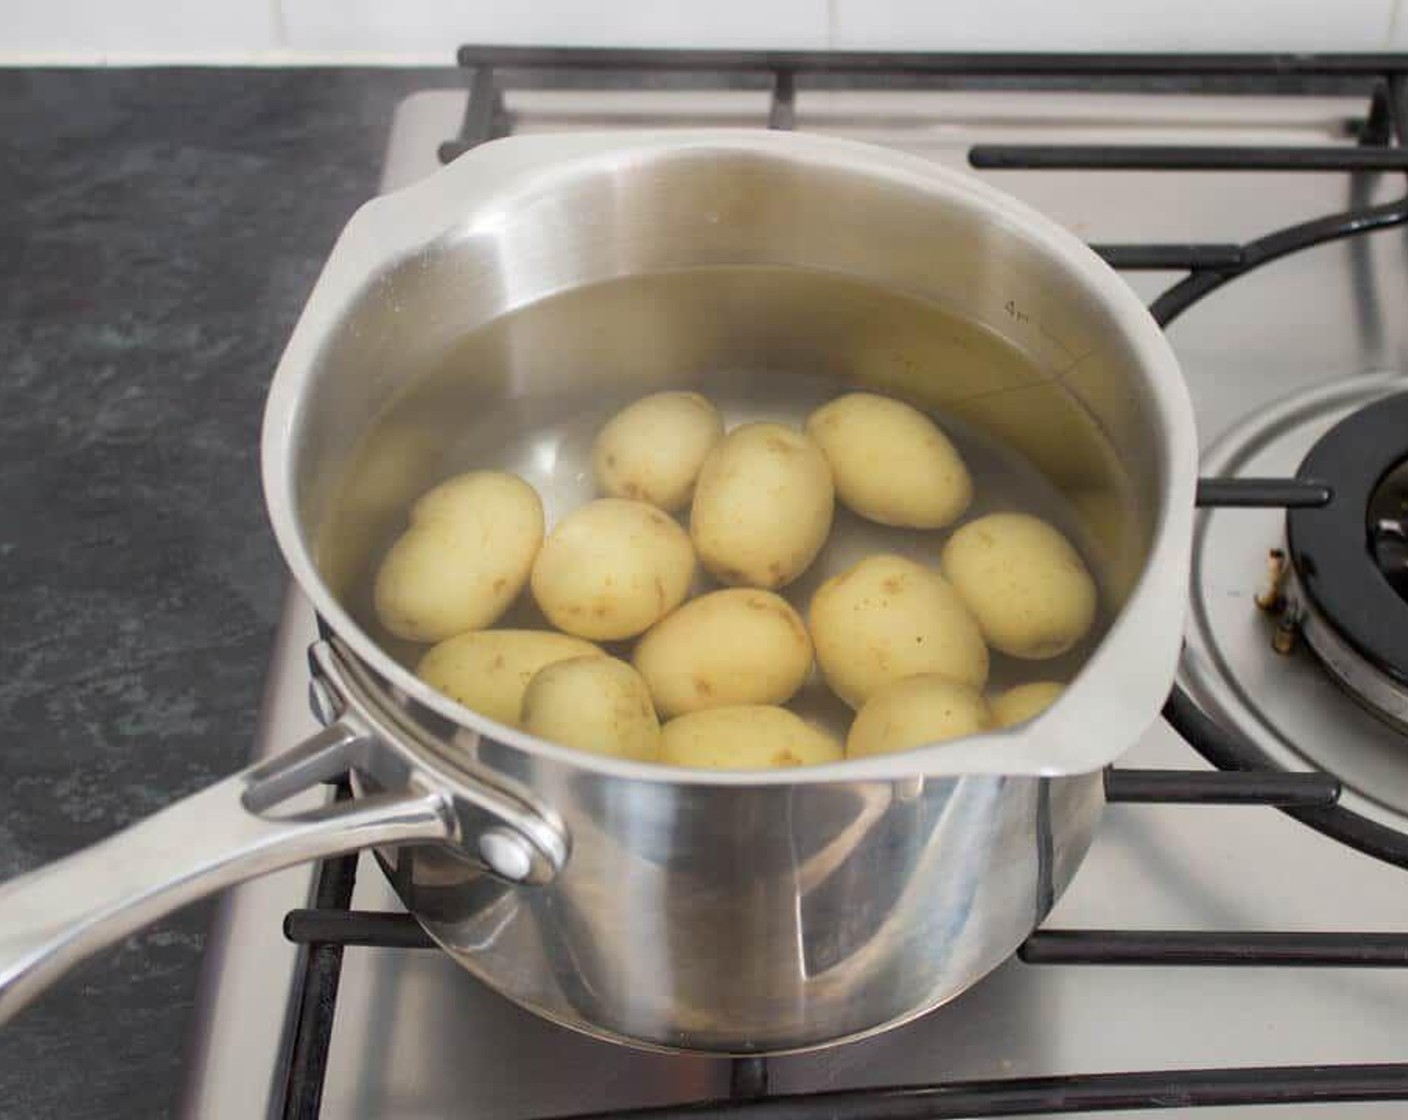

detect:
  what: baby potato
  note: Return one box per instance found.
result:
[374,471,544,643]
[521,656,661,762]
[690,422,834,590]
[592,391,725,512]
[660,706,843,770]
[417,629,602,727]
[990,681,1065,728]
[805,392,972,529]
[941,513,1098,660]
[531,498,695,641]
[809,554,989,709]
[633,589,812,718]
[847,674,993,759]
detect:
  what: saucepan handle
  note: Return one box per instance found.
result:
[0,719,454,1025]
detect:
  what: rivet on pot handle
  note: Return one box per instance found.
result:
[305,638,570,887]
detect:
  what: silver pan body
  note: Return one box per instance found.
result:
[260,130,1196,1052]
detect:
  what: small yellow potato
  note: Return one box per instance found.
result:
[417,630,602,727]
[689,422,834,590]
[374,471,544,643]
[521,656,661,762]
[531,498,695,641]
[990,681,1065,728]
[846,674,993,759]
[808,554,989,709]
[633,589,812,718]
[805,392,972,529]
[941,513,1098,660]
[592,391,725,512]
[659,706,843,770]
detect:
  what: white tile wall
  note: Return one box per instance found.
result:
[831,0,1395,53]
[281,0,829,56]
[1,0,281,63]
[0,0,1403,64]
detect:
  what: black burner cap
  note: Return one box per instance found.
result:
[1288,390,1408,685]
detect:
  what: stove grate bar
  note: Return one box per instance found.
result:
[550,1062,1408,1119]
[285,906,1408,971]
[281,784,359,1120]
[286,908,430,949]
[437,48,1403,166]
[1148,190,1408,326]
[1103,767,1340,805]
[1164,686,1408,869]
[437,67,505,163]
[1021,929,1408,966]
[1194,477,1333,508]
[971,144,1408,171]
[451,45,1408,78]
[730,1057,770,1101]
[767,70,796,131]
[1091,244,1243,270]
[1146,78,1408,328]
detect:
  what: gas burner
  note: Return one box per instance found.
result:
[1183,373,1408,836]
[1286,391,1408,731]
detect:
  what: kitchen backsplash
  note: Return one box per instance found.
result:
[2,0,1401,64]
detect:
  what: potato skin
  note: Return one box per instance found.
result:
[531,498,695,641]
[808,554,989,709]
[941,513,1097,660]
[846,674,993,759]
[660,706,843,770]
[521,656,661,761]
[805,393,972,529]
[417,629,602,726]
[990,681,1064,728]
[689,422,834,590]
[592,391,724,512]
[373,471,544,643]
[633,589,812,718]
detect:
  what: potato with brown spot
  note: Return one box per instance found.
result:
[373,471,544,643]
[531,498,695,641]
[521,656,661,761]
[809,554,989,708]
[660,706,842,770]
[690,422,834,590]
[847,674,993,759]
[941,513,1097,659]
[592,391,724,512]
[633,588,813,718]
[417,629,602,726]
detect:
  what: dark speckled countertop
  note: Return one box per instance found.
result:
[0,67,459,1120]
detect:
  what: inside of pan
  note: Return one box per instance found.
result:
[288,146,1164,745]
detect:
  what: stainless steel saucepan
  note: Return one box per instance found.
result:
[0,130,1196,1052]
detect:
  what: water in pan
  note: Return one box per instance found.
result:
[319,267,1134,743]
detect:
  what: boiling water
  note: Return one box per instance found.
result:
[320,269,1133,742]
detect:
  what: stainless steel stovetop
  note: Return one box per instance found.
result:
[182,77,1408,1119]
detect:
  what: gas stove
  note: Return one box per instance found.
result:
[182,49,1408,1119]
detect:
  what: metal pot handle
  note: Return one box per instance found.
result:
[0,718,453,1026]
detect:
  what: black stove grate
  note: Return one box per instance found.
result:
[278,47,1408,1119]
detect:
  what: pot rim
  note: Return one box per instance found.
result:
[261,128,1197,787]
